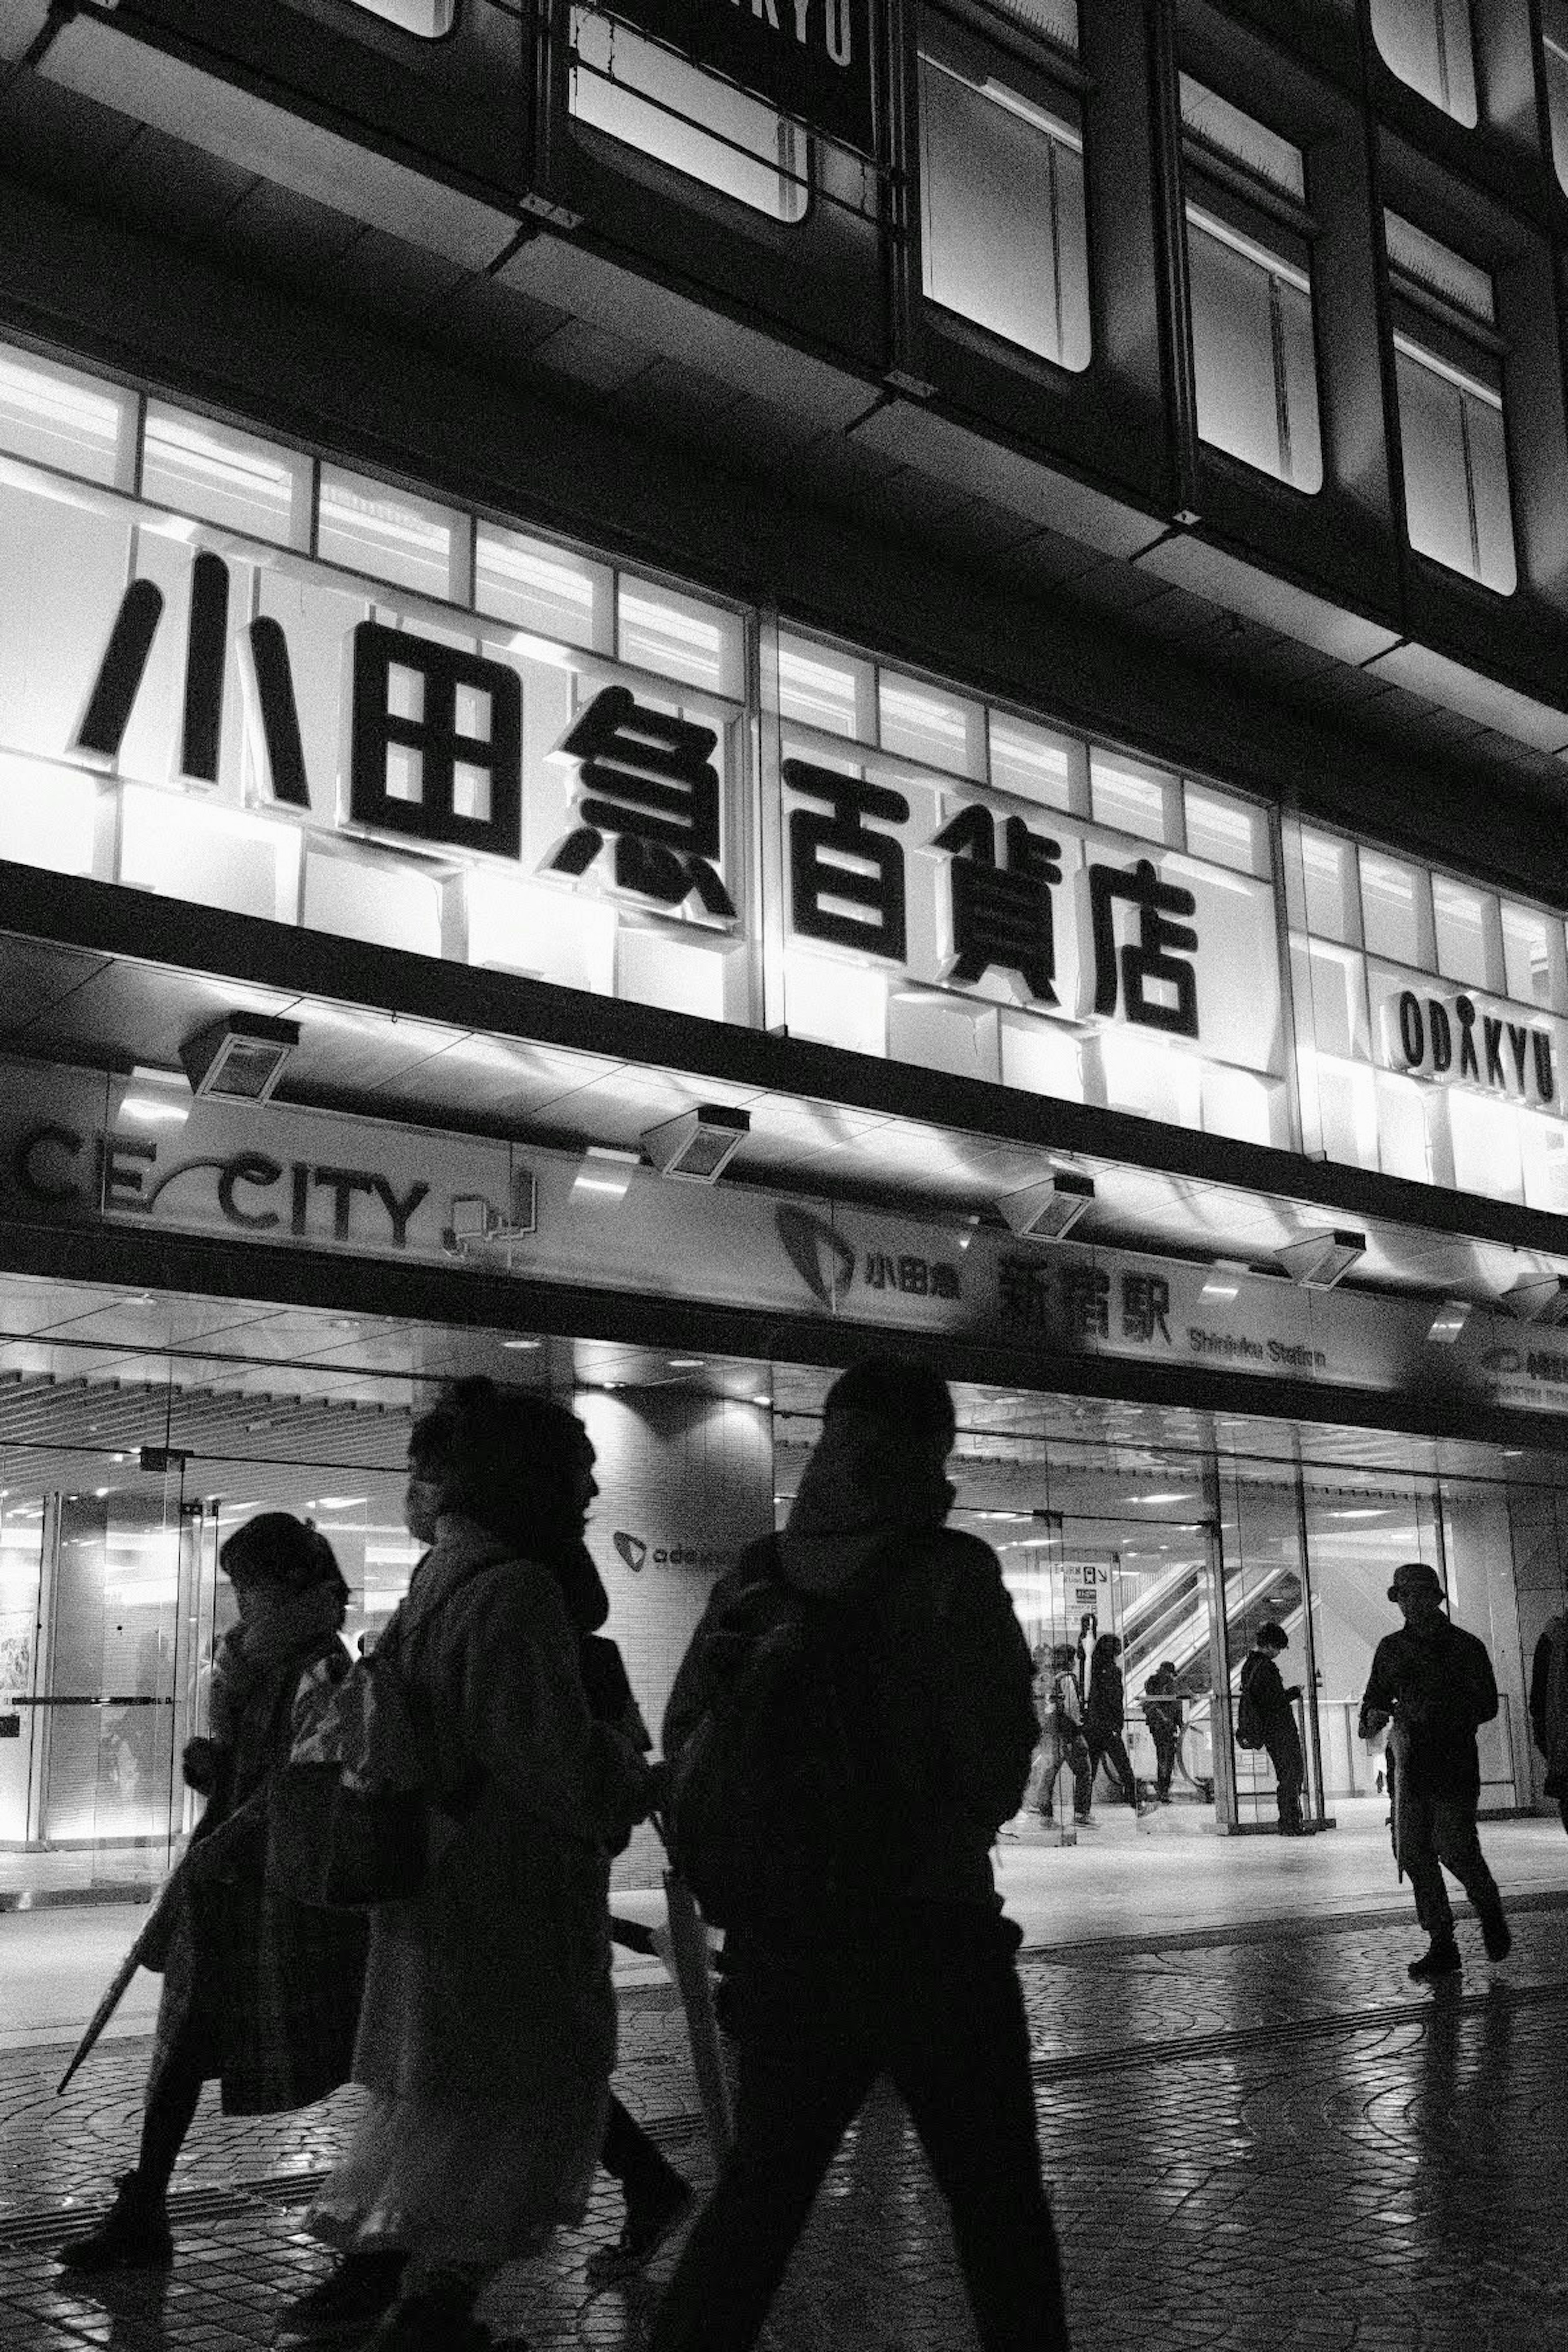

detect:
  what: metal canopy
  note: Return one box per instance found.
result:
[0,915,1562,1321]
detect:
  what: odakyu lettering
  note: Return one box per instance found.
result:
[599,0,875,155]
[1392,988,1557,1108]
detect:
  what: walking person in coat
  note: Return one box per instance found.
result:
[1359,1560,1512,1980]
[1041,1640,1092,1825]
[1238,1624,1306,1834]
[405,1377,693,2289]
[285,1384,638,2352]
[1528,1605,1568,1834]
[652,1356,1072,2352]
[58,1515,366,2274]
[1084,1633,1148,1816]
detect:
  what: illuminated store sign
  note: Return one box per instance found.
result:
[0,370,1564,1223]
[3,1059,1565,1421]
[590,0,876,155]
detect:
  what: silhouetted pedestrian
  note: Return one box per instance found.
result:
[286,1385,639,2352]
[1140,1661,1183,1804]
[1529,1606,1568,1835]
[1084,1633,1149,1815]
[1359,1561,1510,1981]
[1238,1625,1305,1834]
[58,1516,365,2275]
[653,1357,1071,2352]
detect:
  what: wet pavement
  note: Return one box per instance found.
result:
[2,1895,1566,2350]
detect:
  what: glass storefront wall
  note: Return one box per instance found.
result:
[1,1269,1566,1894]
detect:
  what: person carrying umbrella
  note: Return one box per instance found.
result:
[57,1515,365,2273]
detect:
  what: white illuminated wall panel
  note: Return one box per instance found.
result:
[0,478,132,762]
[0,751,98,875]
[465,865,617,993]
[120,785,296,921]
[782,948,890,1058]
[616,924,740,1022]
[303,845,442,956]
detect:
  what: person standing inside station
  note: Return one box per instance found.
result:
[1529,1604,1568,1836]
[1238,1625,1305,1834]
[1083,1633,1146,1815]
[1140,1661,1184,1806]
[1359,1560,1512,1981]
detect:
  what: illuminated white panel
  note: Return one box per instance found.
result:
[989,715,1075,813]
[1201,1065,1277,1147]
[141,405,306,547]
[570,10,806,225]
[878,674,984,779]
[1448,1087,1522,1203]
[617,577,743,699]
[303,846,442,956]
[466,866,616,993]
[345,0,454,29]
[0,751,98,875]
[120,785,294,921]
[318,467,462,600]
[999,1011,1083,1100]
[1184,782,1268,878]
[1097,1029,1202,1127]
[1521,1111,1568,1214]
[776,637,871,740]
[0,342,133,487]
[1298,1045,1379,1171]
[617,925,734,1020]
[1373,1071,1434,1183]
[474,524,610,652]
[1090,751,1179,844]
[783,948,889,1056]
[886,990,1000,1081]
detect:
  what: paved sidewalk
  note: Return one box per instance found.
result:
[2,1894,1566,2351]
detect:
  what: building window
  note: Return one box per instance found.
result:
[1370,0,1478,125]
[917,10,1090,371]
[1385,211,1515,595]
[1544,0,1568,191]
[343,0,455,30]
[570,9,808,224]
[1180,78,1321,494]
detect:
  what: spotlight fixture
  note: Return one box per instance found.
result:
[998,1169,1095,1242]
[1505,1272,1568,1326]
[641,1103,751,1184]
[1425,1299,1472,1345]
[180,1011,299,1104]
[1200,1258,1250,1302]
[571,1145,640,1203]
[1277,1227,1365,1289]
[112,1065,191,1131]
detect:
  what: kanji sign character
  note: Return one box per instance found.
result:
[998,1256,1052,1330]
[1121,1273,1172,1345]
[350,622,521,859]
[549,684,734,917]
[933,803,1062,1002]
[785,758,909,964]
[1089,858,1199,1036]
[1061,1266,1110,1340]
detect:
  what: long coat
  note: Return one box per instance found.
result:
[351,1520,616,2119]
[151,1631,368,2117]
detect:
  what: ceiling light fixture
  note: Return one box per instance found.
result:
[1200,1258,1250,1301]
[1277,1228,1365,1289]
[502,1337,543,1352]
[1505,1272,1568,1326]
[998,1169,1095,1242]
[667,1358,706,1372]
[1425,1300,1472,1345]
[641,1103,751,1184]
[180,1011,300,1104]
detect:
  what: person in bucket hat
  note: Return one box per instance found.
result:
[1359,1560,1511,1981]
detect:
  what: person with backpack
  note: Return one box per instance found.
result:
[1528,1605,1568,1834]
[58,1516,366,2276]
[1140,1660,1184,1805]
[1045,1639,1093,1825]
[652,1356,1071,2352]
[1083,1633,1147,1816]
[1236,1624,1305,1834]
[1359,1560,1511,1981]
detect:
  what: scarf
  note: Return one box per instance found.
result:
[207,1579,347,1804]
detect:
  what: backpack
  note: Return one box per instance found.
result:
[1234,1657,1267,1751]
[662,1536,905,1936]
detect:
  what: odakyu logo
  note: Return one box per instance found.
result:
[612,1530,733,1573]
[776,1204,855,1312]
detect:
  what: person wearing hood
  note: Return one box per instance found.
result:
[1359,1559,1511,1981]
[651,1355,1071,2352]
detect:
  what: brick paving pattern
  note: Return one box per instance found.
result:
[2,1900,1566,2350]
